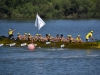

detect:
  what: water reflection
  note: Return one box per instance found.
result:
[86,49,92,54]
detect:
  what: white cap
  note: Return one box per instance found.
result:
[91,31,93,32]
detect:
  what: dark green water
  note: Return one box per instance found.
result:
[0,19,100,75]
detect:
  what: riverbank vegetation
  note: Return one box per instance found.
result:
[0,0,100,19]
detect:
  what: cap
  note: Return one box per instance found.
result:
[28,33,30,35]
[24,33,27,35]
[78,35,80,36]
[69,35,71,37]
[36,34,38,35]
[67,35,69,36]
[91,31,93,32]
[48,34,50,36]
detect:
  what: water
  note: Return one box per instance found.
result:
[0,19,100,75]
[0,19,100,41]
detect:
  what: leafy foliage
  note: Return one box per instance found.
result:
[0,0,100,19]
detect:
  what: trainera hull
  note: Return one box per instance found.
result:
[0,37,100,49]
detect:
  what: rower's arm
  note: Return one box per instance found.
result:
[13,29,16,31]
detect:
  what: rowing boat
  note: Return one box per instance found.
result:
[0,36,100,49]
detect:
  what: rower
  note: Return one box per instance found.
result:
[28,33,32,41]
[48,34,53,41]
[76,35,83,42]
[22,33,28,40]
[43,34,49,42]
[60,34,65,42]
[53,34,60,42]
[38,34,43,41]
[68,35,75,43]
[85,30,94,42]
[33,34,39,41]
[16,33,22,40]
[65,35,70,42]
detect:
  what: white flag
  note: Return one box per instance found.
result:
[35,13,45,30]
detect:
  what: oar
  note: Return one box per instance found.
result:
[95,39,98,41]
[94,39,100,42]
[91,38,99,42]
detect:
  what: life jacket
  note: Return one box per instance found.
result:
[86,32,92,39]
[76,37,81,41]
[8,31,13,35]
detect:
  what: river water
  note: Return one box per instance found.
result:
[0,19,100,75]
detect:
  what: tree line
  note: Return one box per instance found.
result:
[0,0,100,19]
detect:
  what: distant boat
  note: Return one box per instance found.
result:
[35,13,45,30]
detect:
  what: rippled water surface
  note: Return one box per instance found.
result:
[0,19,100,75]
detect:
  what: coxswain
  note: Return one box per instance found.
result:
[76,35,83,42]
[8,29,16,39]
[85,30,94,42]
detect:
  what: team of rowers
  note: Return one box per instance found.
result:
[8,29,94,43]
[16,33,83,42]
